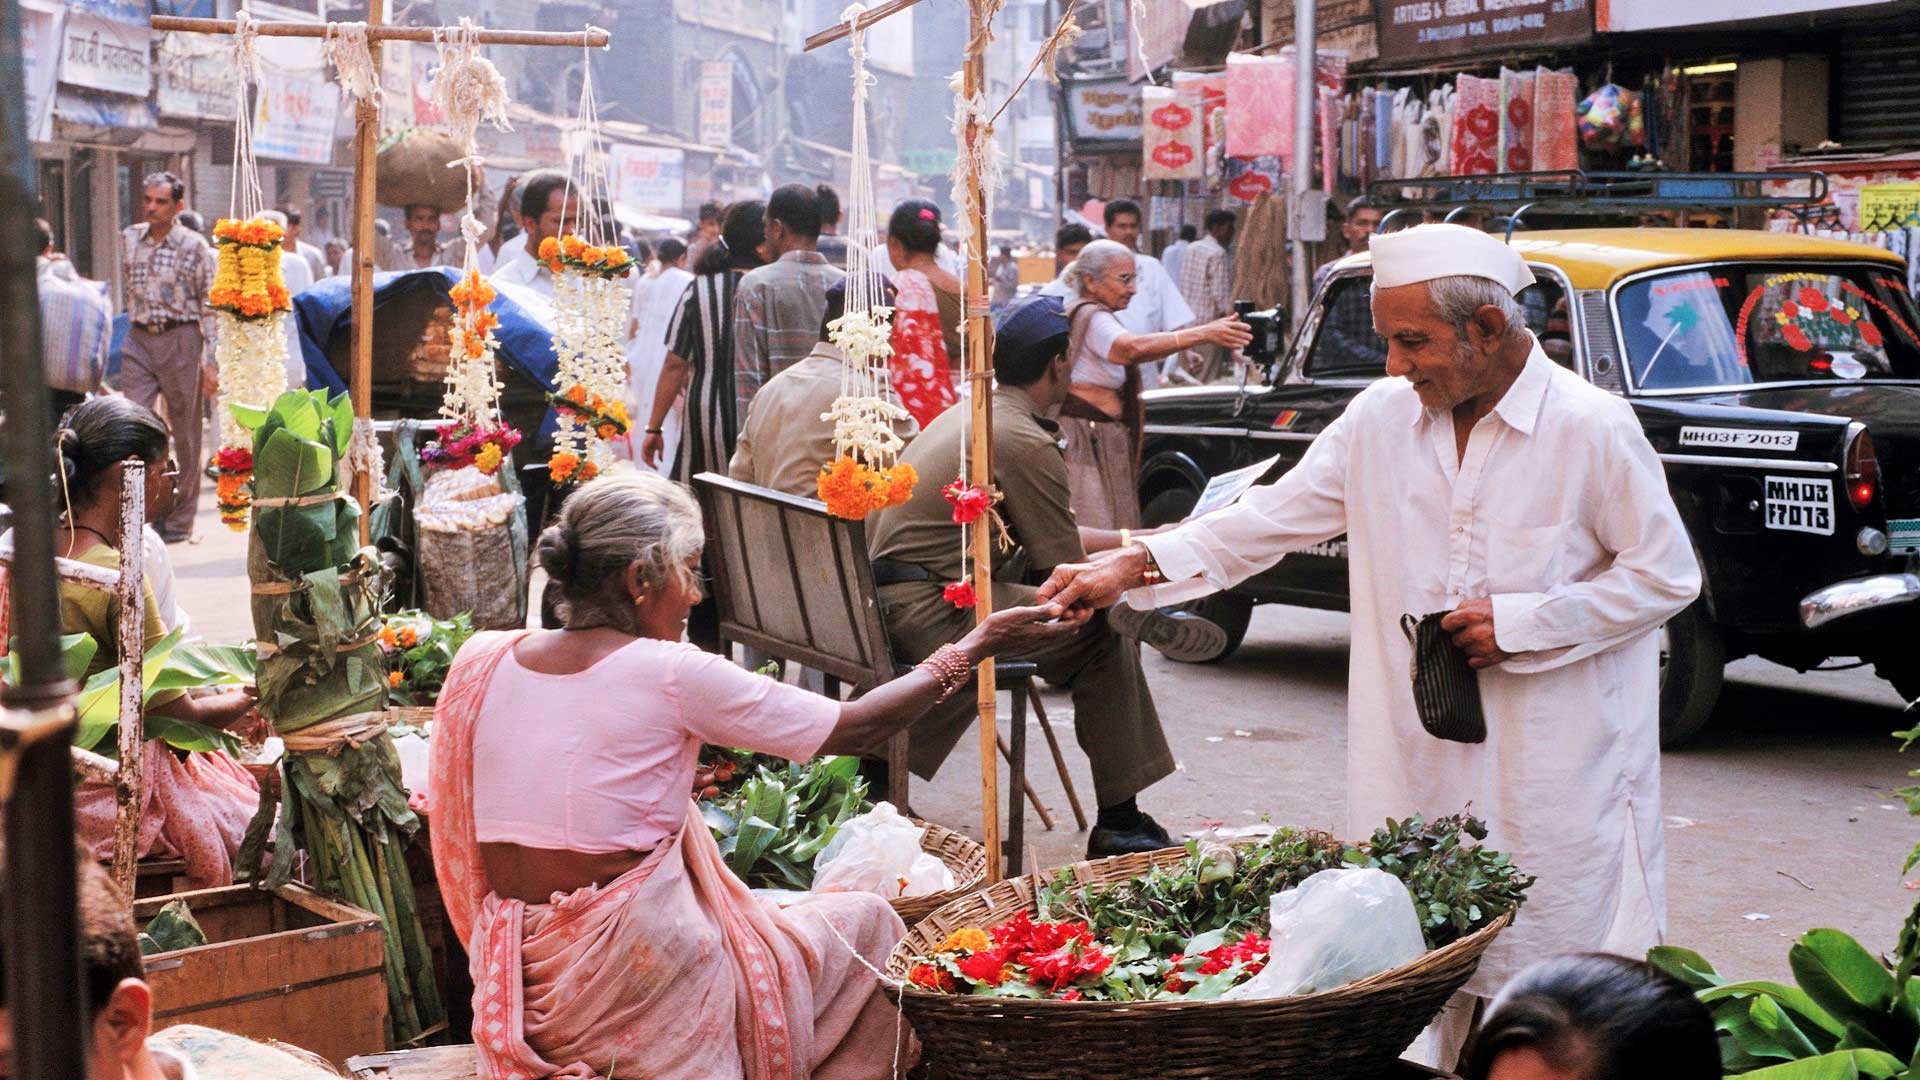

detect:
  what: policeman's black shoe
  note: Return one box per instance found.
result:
[1105,603,1228,664]
[1085,812,1176,859]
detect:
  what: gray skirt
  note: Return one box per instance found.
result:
[1058,412,1141,531]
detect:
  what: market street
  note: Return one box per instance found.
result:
[165,489,1918,987]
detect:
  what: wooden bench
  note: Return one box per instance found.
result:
[690,473,1084,875]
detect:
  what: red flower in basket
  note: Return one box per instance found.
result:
[1780,300,1800,319]
[1781,324,1813,353]
[956,949,1010,986]
[909,963,956,992]
[1796,287,1830,313]
[943,480,994,525]
[943,579,977,609]
[1024,940,1113,992]
[1831,307,1854,326]
[1860,321,1885,348]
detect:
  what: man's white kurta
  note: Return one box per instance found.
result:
[1133,340,1701,993]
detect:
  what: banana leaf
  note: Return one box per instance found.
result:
[65,628,250,757]
[1741,1049,1907,1079]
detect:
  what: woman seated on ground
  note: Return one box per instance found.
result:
[51,398,260,889]
[884,199,963,427]
[431,472,1079,1078]
[1463,953,1721,1080]
[1055,239,1250,529]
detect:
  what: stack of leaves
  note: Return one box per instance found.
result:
[233,390,442,1044]
[138,899,208,956]
[697,755,873,891]
[379,610,476,707]
[1,630,253,758]
[906,812,1531,1002]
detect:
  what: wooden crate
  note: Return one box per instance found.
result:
[137,883,389,1064]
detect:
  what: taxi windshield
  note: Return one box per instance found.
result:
[1616,264,1920,390]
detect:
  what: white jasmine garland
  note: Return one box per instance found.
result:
[826,307,909,466]
[214,310,290,449]
[549,264,633,478]
[442,309,506,426]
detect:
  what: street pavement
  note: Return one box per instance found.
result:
[166,489,1917,983]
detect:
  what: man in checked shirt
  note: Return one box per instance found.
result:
[119,171,216,542]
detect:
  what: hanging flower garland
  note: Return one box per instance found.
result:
[423,270,520,474]
[817,7,917,521]
[542,235,633,486]
[206,218,292,531]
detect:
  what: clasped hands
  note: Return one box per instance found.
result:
[1039,552,1512,669]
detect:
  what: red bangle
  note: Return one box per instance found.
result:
[916,643,973,701]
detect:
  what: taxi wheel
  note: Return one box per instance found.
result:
[1874,658,1920,711]
[1660,601,1726,749]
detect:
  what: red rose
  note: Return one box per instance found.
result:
[956,949,1009,986]
[1465,106,1498,140]
[1796,287,1829,313]
[943,480,994,525]
[943,580,977,609]
[1860,321,1884,347]
[1780,300,1799,319]
[1781,324,1813,352]
[1831,307,1854,325]
[1059,989,1083,1001]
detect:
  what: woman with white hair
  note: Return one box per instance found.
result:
[430,471,1083,1078]
[1059,238,1250,528]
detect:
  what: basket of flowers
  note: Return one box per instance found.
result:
[885,813,1529,1080]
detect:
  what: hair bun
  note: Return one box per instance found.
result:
[536,523,577,581]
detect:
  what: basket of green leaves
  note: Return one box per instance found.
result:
[885,813,1531,1079]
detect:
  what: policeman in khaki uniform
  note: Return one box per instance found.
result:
[867,294,1191,858]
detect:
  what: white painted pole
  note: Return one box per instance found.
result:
[1288,0,1316,321]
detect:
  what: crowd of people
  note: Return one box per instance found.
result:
[18,164,1713,1077]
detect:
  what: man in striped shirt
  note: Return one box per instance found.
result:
[731,184,844,422]
[36,217,111,422]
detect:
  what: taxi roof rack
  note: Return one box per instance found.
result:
[1367,170,1830,239]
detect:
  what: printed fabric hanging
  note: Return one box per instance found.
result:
[206,12,291,531]
[421,20,520,476]
[817,3,916,521]
[543,36,634,489]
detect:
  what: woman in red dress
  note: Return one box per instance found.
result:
[884,200,962,427]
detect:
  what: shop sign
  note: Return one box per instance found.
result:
[1142,84,1202,180]
[311,171,353,200]
[1373,0,1593,63]
[1064,78,1142,145]
[699,61,733,148]
[610,144,685,212]
[1858,184,1920,233]
[21,0,61,142]
[254,70,342,164]
[54,87,156,130]
[59,0,152,98]
[156,32,236,121]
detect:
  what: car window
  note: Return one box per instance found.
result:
[1616,265,1920,389]
[1305,276,1387,379]
[1518,277,1574,370]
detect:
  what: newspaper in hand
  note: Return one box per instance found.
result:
[1187,455,1284,519]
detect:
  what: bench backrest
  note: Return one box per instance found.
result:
[691,472,897,691]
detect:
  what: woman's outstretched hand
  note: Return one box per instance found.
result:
[961,603,1090,661]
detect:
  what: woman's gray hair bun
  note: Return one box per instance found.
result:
[543,472,706,621]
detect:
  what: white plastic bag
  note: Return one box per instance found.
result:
[1223,867,1426,1000]
[812,802,957,899]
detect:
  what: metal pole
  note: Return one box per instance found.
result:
[963,0,1001,884]
[1288,0,1315,321]
[349,0,384,544]
[0,0,87,1070]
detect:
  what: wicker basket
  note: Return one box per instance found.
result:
[884,846,1513,1080]
[889,821,987,927]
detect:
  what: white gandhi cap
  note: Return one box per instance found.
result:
[1369,223,1536,297]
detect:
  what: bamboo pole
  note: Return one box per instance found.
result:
[348,0,383,546]
[110,461,145,899]
[150,15,609,47]
[962,0,1000,883]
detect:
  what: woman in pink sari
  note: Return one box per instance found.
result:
[431,472,1080,1078]
[884,200,961,428]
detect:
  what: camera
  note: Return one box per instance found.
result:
[1235,301,1283,364]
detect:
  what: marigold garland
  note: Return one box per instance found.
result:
[546,235,634,486]
[206,215,292,531]
[426,270,520,474]
[817,455,916,519]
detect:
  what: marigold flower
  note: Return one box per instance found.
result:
[473,442,504,474]
[885,462,917,505]
[907,964,956,993]
[397,626,419,648]
[937,928,993,954]
[550,451,580,482]
[388,671,405,688]
[561,235,587,258]
[539,236,562,260]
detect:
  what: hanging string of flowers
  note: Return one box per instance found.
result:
[420,19,519,476]
[543,39,632,489]
[818,4,917,521]
[206,13,289,531]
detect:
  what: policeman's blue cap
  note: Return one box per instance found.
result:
[993,293,1069,357]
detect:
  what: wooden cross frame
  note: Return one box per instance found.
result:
[805,0,1003,882]
[150,9,610,544]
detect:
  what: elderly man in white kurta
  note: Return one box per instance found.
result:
[1037,222,1701,1066]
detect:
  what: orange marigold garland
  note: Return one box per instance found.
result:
[206,216,292,531]
[423,270,520,474]
[544,234,634,486]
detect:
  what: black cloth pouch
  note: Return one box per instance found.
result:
[1400,612,1487,744]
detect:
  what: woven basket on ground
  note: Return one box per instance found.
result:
[884,846,1513,1080]
[889,822,986,927]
